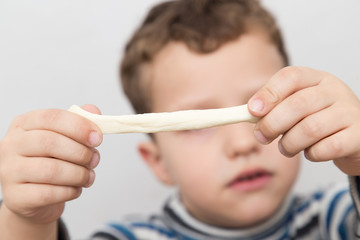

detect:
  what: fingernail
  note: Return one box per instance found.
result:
[89,131,101,146]
[86,170,95,187]
[278,142,285,155]
[249,98,264,113]
[254,130,268,144]
[76,187,82,196]
[90,151,100,169]
[278,142,290,157]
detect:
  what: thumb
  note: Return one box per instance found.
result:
[80,104,102,115]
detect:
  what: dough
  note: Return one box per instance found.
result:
[68,104,258,134]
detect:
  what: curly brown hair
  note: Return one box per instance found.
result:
[120,0,288,114]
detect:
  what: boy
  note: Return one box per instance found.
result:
[1,0,360,239]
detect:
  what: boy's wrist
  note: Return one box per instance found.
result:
[0,203,58,240]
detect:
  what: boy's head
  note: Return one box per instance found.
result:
[120,0,300,228]
[121,0,289,115]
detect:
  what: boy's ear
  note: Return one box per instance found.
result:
[138,141,175,186]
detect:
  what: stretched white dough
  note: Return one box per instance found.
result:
[68,104,258,134]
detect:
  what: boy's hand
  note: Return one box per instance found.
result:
[248,66,360,176]
[0,105,103,224]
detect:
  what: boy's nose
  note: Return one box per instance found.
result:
[223,123,260,160]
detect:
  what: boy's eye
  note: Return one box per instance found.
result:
[179,127,215,135]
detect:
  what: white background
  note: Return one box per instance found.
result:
[0,0,360,239]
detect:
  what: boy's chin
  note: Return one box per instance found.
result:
[234,199,287,228]
[203,197,287,229]
[186,202,283,229]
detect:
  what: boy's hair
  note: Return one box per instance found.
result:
[121,0,289,114]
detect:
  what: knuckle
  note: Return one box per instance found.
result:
[41,109,62,123]
[41,133,58,154]
[9,113,30,131]
[301,117,323,139]
[11,115,24,129]
[327,137,344,157]
[40,160,59,182]
[289,92,309,112]
[77,147,92,166]
[279,66,303,83]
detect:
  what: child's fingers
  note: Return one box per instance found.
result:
[306,126,360,175]
[80,104,102,115]
[14,109,102,147]
[254,85,334,143]
[18,130,99,168]
[278,104,349,157]
[248,66,324,117]
[14,157,95,188]
[11,184,82,209]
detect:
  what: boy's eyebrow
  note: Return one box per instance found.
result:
[68,104,258,134]
[169,103,221,112]
[167,97,239,111]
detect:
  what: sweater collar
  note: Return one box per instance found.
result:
[162,193,294,239]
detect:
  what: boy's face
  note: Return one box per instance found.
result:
[139,32,301,228]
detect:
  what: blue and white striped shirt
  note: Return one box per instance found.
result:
[88,177,360,240]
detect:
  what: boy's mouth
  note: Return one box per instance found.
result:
[228,168,273,192]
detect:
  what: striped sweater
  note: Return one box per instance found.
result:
[85,176,360,240]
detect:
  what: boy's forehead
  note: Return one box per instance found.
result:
[149,33,284,112]
[151,32,282,77]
